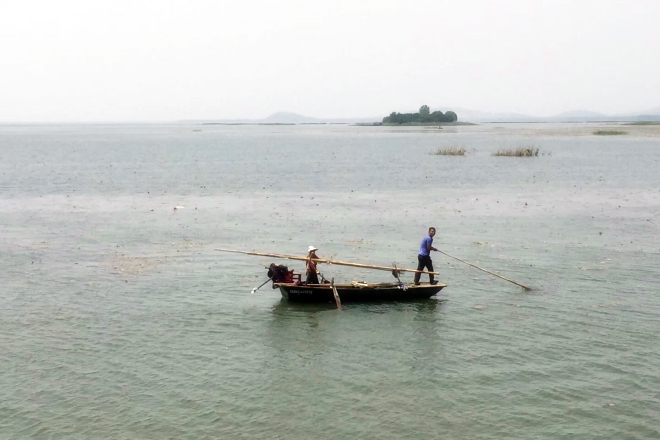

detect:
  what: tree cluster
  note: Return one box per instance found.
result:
[382,106,458,124]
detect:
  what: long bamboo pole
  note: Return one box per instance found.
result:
[215,248,438,275]
[436,250,532,291]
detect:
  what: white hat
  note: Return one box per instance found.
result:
[308,246,318,252]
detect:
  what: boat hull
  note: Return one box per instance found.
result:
[276,282,446,303]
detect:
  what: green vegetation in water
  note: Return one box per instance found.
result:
[593,130,628,135]
[624,121,660,125]
[493,147,539,157]
[383,105,458,125]
[433,147,466,156]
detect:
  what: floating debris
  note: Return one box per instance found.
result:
[104,253,165,276]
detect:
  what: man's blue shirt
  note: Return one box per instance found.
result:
[419,235,433,256]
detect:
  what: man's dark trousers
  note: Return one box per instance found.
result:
[414,255,434,284]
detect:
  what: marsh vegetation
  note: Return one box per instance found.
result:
[593,130,627,135]
[433,147,466,156]
[493,147,539,157]
[624,121,660,126]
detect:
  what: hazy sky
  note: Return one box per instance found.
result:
[1,0,659,121]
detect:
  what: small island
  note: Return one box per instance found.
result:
[382,105,473,126]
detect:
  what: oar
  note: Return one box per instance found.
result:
[330,277,341,308]
[216,248,438,275]
[251,277,272,294]
[436,250,532,291]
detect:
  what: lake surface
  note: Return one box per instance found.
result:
[1,122,659,439]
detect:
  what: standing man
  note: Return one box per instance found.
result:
[306,246,321,285]
[414,227,438,285]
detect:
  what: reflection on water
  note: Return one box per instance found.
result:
[270,298,337,315]
[269,297,446,316]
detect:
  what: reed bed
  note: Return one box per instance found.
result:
[593,130,627,135]
[625,121,660,126]
[433,147,466,156]
[493,147,539,157]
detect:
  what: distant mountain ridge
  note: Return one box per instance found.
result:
[261,112,322,123]
[448,107,660,123]
[191,112,381,124]
[188,107,660,125]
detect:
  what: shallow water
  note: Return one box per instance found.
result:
[1,123,659,439]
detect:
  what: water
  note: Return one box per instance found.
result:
[1,123,659,439]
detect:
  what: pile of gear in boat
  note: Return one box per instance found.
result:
[266,263,331,287]
[266,263,407,288]
[267,263,299,287]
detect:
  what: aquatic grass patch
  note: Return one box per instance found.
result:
[593,130,628,135]
[493,147,539,157]
[624,121,660,125]
[433,147,466,156]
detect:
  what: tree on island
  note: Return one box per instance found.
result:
[444,111,457,122]
[382,105,458,124]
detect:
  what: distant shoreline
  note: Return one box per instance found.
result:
[201,122,297,126]
[197,121,478,127]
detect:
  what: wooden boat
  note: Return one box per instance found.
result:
[216,248,450,304]
[275,281,446,303]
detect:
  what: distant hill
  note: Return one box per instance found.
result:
[551,110,607,119]
[261,112,322,124]
[190,112,381,125]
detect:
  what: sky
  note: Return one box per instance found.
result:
[1,0,659,122]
